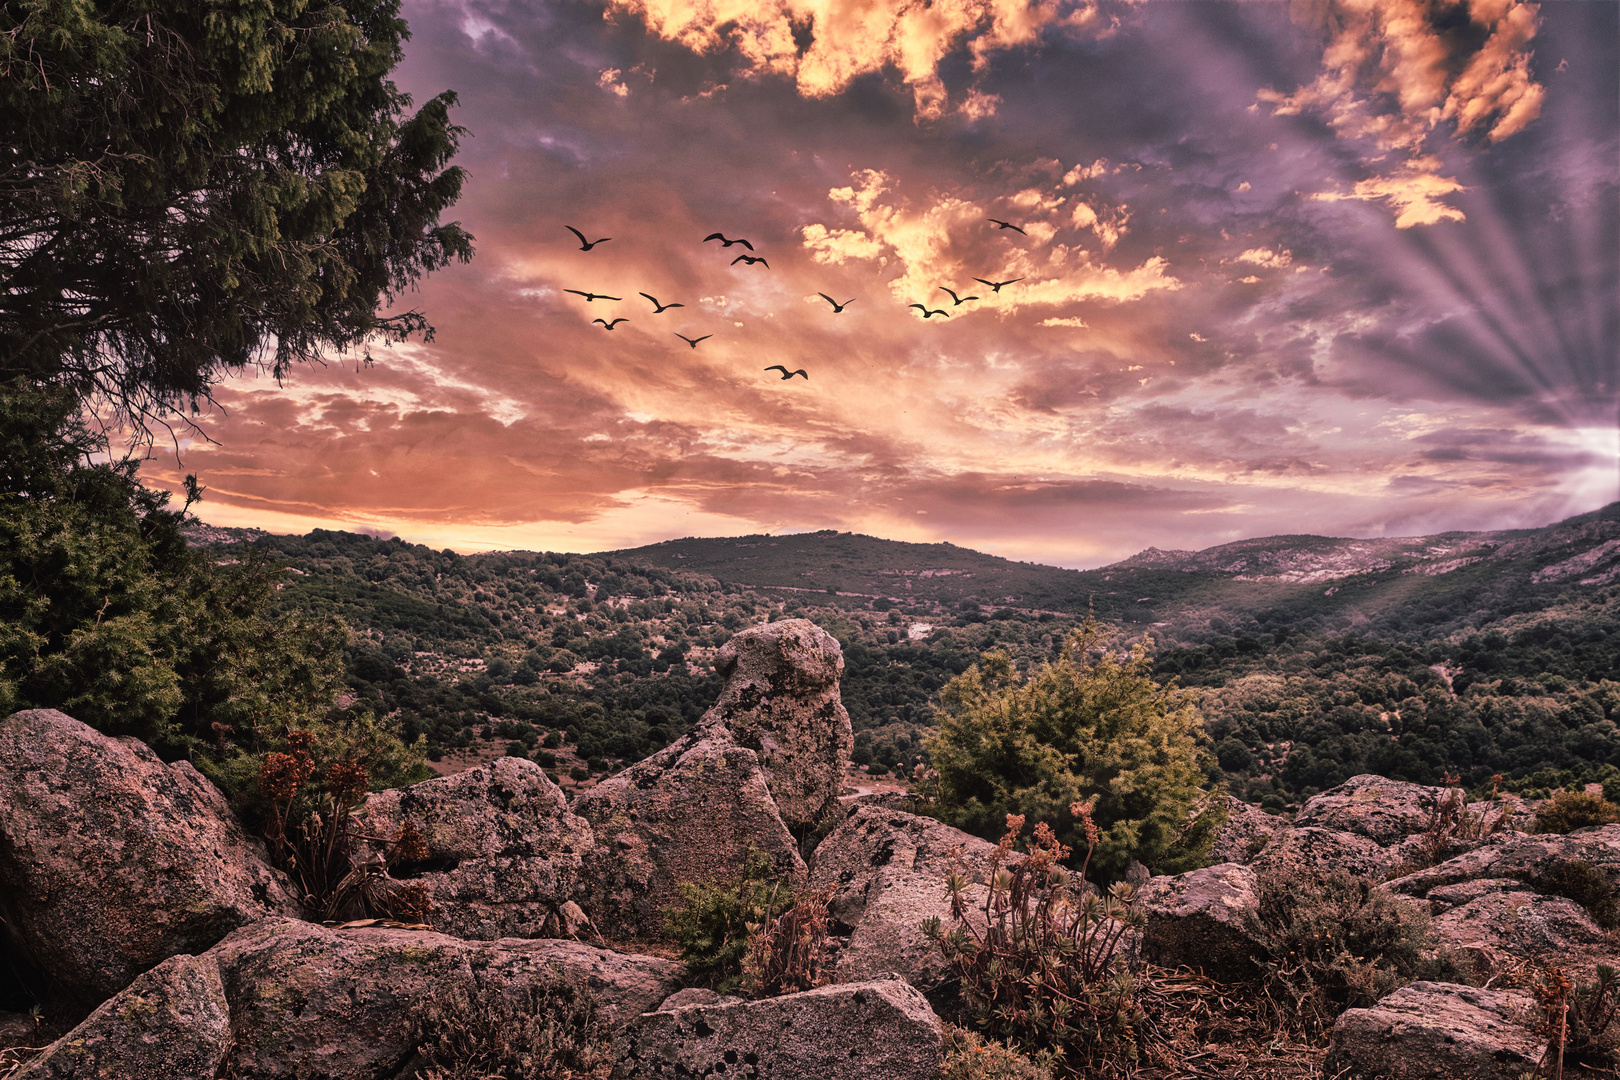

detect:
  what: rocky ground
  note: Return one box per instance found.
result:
[2,618,1616,1079]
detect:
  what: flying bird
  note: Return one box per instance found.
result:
[593,318,628,330]
[909,304,950,319]
[732,255,769,268]
[972,277,1025,293]
[987,218,1026,234]
[938,286,979,306]
[817,293,854,313]
[675,333,712,349]
[704,233,754,250]
[639,293,684,313]
[564,290,622,302]
[764,365,808,380]
[565,226,611,250]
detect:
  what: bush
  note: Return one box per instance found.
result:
[1250,868,1453,1035]
[415,973,612,1079]
[937,1026,1053,1080]
[1532,860,1619,929]
[665,846,796,994]
[924,619,1207,879]
[923,809,1145,1072]
[1534,790,1620,834]
[741,889,830,997]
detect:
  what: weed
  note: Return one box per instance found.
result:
[936,1025,1054,1080]
[742,888,831,997]
[1529,860,1619,929]
[415,974,612,1080]
[1534,791,1620,835]
[665,846,796,993]
[1411,772,1510,869]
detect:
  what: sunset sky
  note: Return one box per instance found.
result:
[144,0,1620,568]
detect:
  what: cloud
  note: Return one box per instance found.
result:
[604,0,1104,119]
[1040,317,1089,328]
[1311,155,1468,228]
[1234,247,1293,269]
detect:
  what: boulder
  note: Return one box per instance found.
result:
[352,756,595,939]
[576,735,805,940]
[14,954,230,1080]
[617,979,944,1080]
[1137,863,1263,979]
[696,619,854,829]
[1324,982,1543,1079]
[1203,793,1294,865]
[808,806,1005,987]
[1431,888,1612,976]
[1384,825,1620,897]
[0,709,298,1006]
[1248,826,1401,880]
[211,917,684,1078]
[1294,774,1447,845]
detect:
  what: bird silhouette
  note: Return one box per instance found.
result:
[938,286,979,306]
[731,255,769,268]
[640,293,684,313]
[764,365,808,380]
[972,277,1025,293]
[675,333,712,349]
[565,226,611,250]
[987,218,1026,235]
[564,290,622,302]
[909,304,950,319]
[704,233,754,250]
[817,293,854,313]
[593,318,628,330]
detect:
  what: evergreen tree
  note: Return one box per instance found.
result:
[926,620,1209,879]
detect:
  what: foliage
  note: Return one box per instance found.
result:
[1250,868,1449,1036]
[1532,964,1620,1080]
[0,0,471,426]
[923,810,1146,1072]
[741,889,831,997]
[1407,772,1511,869]
[664,846,796,994]
[415,974,612,1080]
[936,1026,1054,1080]
[1534,790,1620,835]
[0,380,350,758]
[1529,861,1619,930]
[925,620,1207,879]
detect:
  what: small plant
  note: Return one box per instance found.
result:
[1534,790,1620,835]
[923,804,1146,1071]
[936,1025,1054,1080]
[415,974,612,1080]
[1530,860,1619,929]
[1534,964,1620,1079]
[741,888,831,997]
[665,846,796,993]
[1412,772,1509,868]
[1251,867,1450,1036]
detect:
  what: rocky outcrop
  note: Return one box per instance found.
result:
[618,979,944,1080]
[1138,863,1263,979]
[0,709,298,1006]
[694,619,854,830]
[352,756,595,939]
[1385,825,1620,897]
[1203,793,1294,865]
[1431,888,1611,974]
[577,736,806,939]
[808,806,1005,987]
[1248,826,1401,880]
[13,954,231,1080]
[1294,774,1447,845]
[23,917,686,1080]
[1325,982,1544,1079]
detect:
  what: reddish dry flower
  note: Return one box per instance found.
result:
[325,757,370,807]
[260,750,316,802]
[390,883,432,922]
[392,820,429,864]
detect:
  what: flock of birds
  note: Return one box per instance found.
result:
[560,222,1030,382]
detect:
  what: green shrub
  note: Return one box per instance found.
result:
[665,846,796,993]
[924,619,1207,880]
[1531,860,1619,929]
[937,1026,1053,1080]
[1250,868,1452,1035]
[415,972,611,1079]
[1534,790,1620,834]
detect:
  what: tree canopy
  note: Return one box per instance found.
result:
[1,0,472,423]
[925,620,1210,879]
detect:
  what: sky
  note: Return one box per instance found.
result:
[142,0,1620,568]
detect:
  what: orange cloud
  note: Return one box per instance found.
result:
[1311,155,1469,228]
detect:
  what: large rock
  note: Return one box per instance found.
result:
[695,619,854,830]
[352,756,595,939]
[1203,793,1294,865]
[808,806,1006,988]
[1385,825,1620,897]
[1137,863,1263,979]
[1431,888,1612,975]
[1325,982,1544,1079]
[14,953,231,1080]
[1248,826,1402,880]
[1295,775,1448,845]
[617,979,944,1080]
[212,917,683,1078]
[0,709,298,1006]
[577,735,805,940]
